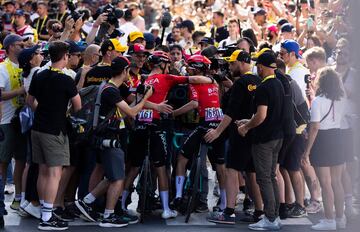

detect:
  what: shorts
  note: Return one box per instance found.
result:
[226,126,254,172]
[281,135,305,171]
[278,134,295,165]
[310,129,345,167]
[128,124,167,168]
[31,130,70,167]
[180,122,225,165]
[100,147,125,181]
[0,123,27,163]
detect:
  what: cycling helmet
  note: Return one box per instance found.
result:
[187,54,212,71]
[147,51,171,65]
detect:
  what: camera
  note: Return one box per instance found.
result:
[68,0,83,22]
[304,74,311,88]
[52,24,63,33]
[101,139,121,149]
[102,4,124,27]
[137,75,153,95]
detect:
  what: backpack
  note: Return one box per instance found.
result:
[70,81,114,142]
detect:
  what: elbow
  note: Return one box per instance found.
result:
[191,101,199,109]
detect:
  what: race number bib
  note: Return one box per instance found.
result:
[138,109,153,122]
[205,108,223,122]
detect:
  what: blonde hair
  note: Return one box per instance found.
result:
[304,46,326,62]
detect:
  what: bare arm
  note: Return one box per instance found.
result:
[71,94,82,112]
[145,100,173,114]
[26,94,37,111]
[188,76,213,84]
[238,105,267,136]
[172,100,198,117]
[60,17,75,42]
[303,122,320,156]
[117,88,153,118]
[86,13,107,44]
[1,87,25,101]
[204,114,232,143]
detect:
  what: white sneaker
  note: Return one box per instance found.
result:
[336,216,346,229]
[306,200,322,214]
[161,210,178,219]
[24,202,41,219]
[17,206,29,217]
[275,217,282,228]
[4,184,15,194]
[311,219,336,230]
[248,216,281,231]
[20,200,30,210]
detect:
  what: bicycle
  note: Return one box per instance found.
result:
[183,141,208,223]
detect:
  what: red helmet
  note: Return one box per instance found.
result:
[187,55,212,70]
[147,51,171,65]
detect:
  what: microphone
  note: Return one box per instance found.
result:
[160,11,172,45]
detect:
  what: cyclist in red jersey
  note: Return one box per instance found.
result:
[121,51,214,219]
[172,55,227,213]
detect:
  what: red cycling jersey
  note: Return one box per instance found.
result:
[189,83,223,122]
[137,74,189,122]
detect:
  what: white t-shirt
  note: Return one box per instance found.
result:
[218,37,238,48]
[39,62,76,80]
[0,61,20,124]
[287,62,309,99]
[131,16,145,32]
[23,67,40,93]
[310,95,345,130]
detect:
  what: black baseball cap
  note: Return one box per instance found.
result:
[199,37,214,46]
[281,23,294,33]
[111,56,130,73]
[256,49,277,69]
[18,45,40,69]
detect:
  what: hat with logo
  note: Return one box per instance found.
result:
[128,31,144,43]
[101,39,128,55]
[255,49,277,69]
[127,43,150,55]
[14,9,26,16]
[224,50,251,63]
[281,39,302,59]
[66,40,86,54]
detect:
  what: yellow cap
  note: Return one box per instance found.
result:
[224,50,251,63]
[128,31,144,43]
[110,39,128,53]
[251,48,271,60]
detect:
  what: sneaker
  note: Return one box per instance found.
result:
[171,197,183,211]
[243,198,254,212]
[306,200,322,214]
[240,210,264,223]
[10,199,20,210]
[336,216,346,229]
[207,211,235,225]
[38,215,69,231]
[4,184,14,195]
[24,202,41,219]
[161,210,177,219]
[275,217,282,228]
[248,216,280,231]
[195,201,209,213]
[289,203,307,218]
[75,199,101,222]
[64,203,81,219]
[53,207,75,222]
[99,213,128,228]
[279,203,290,219]
[119,211,139,225]
[345,206,357,220]
[311,219,336,230]
[17,206,29,217]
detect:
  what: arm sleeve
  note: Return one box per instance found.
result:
[188,84,199,101]
[167,74,189,84]
[310,98,321,122]
[254,85,269,107]
[65,76,78,99]
[103,87,123,105]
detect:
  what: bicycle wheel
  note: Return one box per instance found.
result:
[139,155,150,223]
[185,154,202,223]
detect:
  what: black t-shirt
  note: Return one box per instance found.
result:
[211,26,229,43]
[252,77,285,144]
[226,73,261,120]
[32,17,49,36]
[99,84,123,117]
[83,65,131,100]
[28,68,78,135]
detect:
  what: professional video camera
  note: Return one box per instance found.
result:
[67,0,83,22]
[101,4,124,28]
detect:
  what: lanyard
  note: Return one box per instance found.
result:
[49,66,64,74]
[58,12,66,22]
[262,74,275,83]
[244,71,253,75]
[36,16,47,33]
